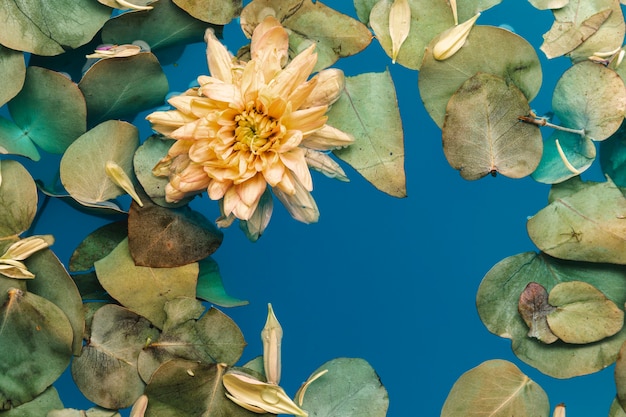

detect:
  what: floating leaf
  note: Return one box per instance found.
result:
[518,282,558,344]
[527,178,626,264]
[546,281,624,343]
[441,360,549,417]
[240,0,372,71]
[442,72,542,180]
[0,0,110,55]
[0,45,25,107]
[69,220,128,272]
[60,120,139,206]
[369,0,453,69]
[477,251,626,378]
[26,249,85,355]
[531,130,596,184]
[609,396,626,417]
[354,0,380,25]
[297,358,389,417]
[196,258,248,307]
[102,0,214,52]
[601,124,626,187]
[529,0,569,9]
[455,0,501,23]
[419,26,542,127]
[78,52,169,126]
[94,238,198,328]
[552,61,626,142]
[48,407,122,417]
[173,0,241,24]
[328,70,406,197]
[71,304,159,409]
[1,386,63,416]
[0,117,40,160]
[615,343,626,413]
[8,66,87,154]
[0,160,38,238]
[127,191,223,268]
[0,289,73,409]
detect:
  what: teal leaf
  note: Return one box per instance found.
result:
[532,130,596,184]
[196,258,248,307]
[0,117,40,160]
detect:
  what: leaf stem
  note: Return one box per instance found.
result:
[518,111,586,137]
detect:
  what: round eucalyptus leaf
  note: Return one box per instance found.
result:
[0,160,38,238]
[441,360,549,417]
[609,397,626,417]
[527,179,626,264]
[60,120,139,206]
[298,357,388,417]
[0,45,25,106]
[71,304,159,409]
[601,124,626,187]
[102,0,212,51]
[419,25,542,127]
[9,66,87,154]
[69,220,128,273]
[529,0,568,9]
[240,0,372,71]
[546,281,624,344]
[94,238,198,328]
[0,289,73,409]
[552,61,626,141]
[48,408,122,417]
[0,0,110,56]
[328,70,406,197]
[26,249,86,356]
[353,0,379,24]
[174,0,241,24]
[456,0,502,23]
[196,258,248,307]
[477,251,626,378]
[0,117,40,160]
[78,52,169,126]
[531,130,596,184]
[616,343,626,413]
[1,386,63,417]
[442,72,542,180]
[369,0,453,70]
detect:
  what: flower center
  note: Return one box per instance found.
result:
[234,109,280,154]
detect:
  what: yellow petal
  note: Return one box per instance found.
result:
[129,395,148,417]
[261,303,283,385]
[205,28,235,84]
[389,0,411,63]
[115,0,153,10]
[553,404,565,417]
[300,68,345,109]
[280,148,313,191]
[104,161,144,207]
[295,369,328,406]
[301,124,354,150]
[304,149,349,182]
[273,173,319,224]
[433,12,480,61]
[85,44,142,59]
[2,235,54,261]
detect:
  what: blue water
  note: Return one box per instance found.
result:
[16,0,617,416]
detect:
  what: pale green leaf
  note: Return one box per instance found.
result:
[0,386,63,417]
[0,45,25,107]
[0,160,38,238]
[173,0,241,24]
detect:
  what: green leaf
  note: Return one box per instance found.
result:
[476,251,626,377]
[353,0,379,24]
[102,0,214,51]
[419,25,542,127]
[441,360,549,417]
[0,0,110,55]
[609,397,626,417]
[71,304,159,409]
[529,0,568,9]
[0,386,63,417]
[69,220,128,273]
[127,193,223,268]
[48,408,122,417]
[328,70,406,197]
[369,0,453,70]
[531,130,596,184]
[9,66,87,154]
[173,0,241,24]
[552,61,626,142]
[546,281,624,343]
[78,52,169,126]
[94,238,198,328]
[527,178,626,264]
[442,73,542,180]
[0,160,38,238]
[0,45,25,107]
[60,120,139,206]
[0,117,40,160]
[240,0,372,71]
[196,258,248,307]
[616,344,626,413]
[0,289,73,409]
[298,357,389,417]
[455,0,502,23]
[601,123,626,187]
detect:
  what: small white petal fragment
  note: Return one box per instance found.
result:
[104,160,144,207]
[553,403,565,417]
[0,235,54,279]
[433,12,481,61]
[115,0,154,10]
[304,150,348,182]
[86,44,142,59]
[296,369,328,406]
[555,139,581,175]
[129,395,148,417]
[389,0,411,63]
[450,0,458,25]
[262,303,283,385]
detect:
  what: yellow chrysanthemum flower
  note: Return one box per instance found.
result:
[146,16,353,225]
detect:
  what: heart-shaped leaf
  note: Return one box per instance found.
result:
[442,72,542,180]
[441,360,549,416]
[94,238,198,328]
[328,70,406,197]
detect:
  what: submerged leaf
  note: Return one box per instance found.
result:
[441,360,549,417]
[442,73,542,180]
[328,70,406,197]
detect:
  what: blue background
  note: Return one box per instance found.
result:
[23,0,617,416]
